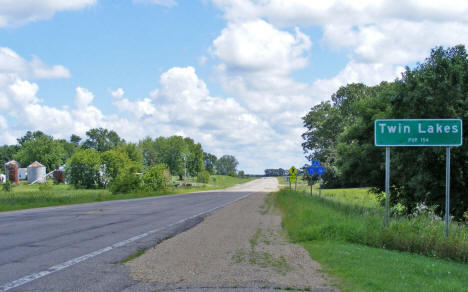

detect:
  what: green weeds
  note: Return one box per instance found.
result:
[232,228,291,275]
[273,189,468,291]
[274,189,468,262]
[120,249,145,264]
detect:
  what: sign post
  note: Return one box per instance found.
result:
[307,162,325,197]
[385,147,390,226]
[375,119,462,235]
[307,167,314,196]
[289,166,298,191]
[445,147,450,238]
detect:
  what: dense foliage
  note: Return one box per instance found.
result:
[197,170,211,184]
[66,149,102,189]
[142,164,170,192]
[203,152,217,174]
[82,128,125,152]
[215,155,239,176]
[1,127,239,194]
[302,45,468,219]
[14,131,68,170]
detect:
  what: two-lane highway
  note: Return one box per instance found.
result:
[0,178,273,291]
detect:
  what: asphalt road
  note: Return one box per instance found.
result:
[0,179,272,292]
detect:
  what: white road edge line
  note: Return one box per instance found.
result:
[0,191,256,292]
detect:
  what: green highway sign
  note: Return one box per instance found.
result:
[375,119,462,147]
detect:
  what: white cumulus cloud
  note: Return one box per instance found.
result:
[211,0,468,98]
[212,20,311,74]
[0,0,96,28]
[0,47,71,79]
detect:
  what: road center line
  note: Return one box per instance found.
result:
[0,191,256,292]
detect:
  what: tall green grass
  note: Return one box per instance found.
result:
[274,189,468,263]
[303,240,468,292]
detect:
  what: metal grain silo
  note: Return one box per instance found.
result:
[4,160,19,184]
[27,161,46,184]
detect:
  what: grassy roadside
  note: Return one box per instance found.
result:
[0,175,255,212]
[303,240,468,292]
[271,186,468,291]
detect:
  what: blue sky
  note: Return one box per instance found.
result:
[1,0,467,173]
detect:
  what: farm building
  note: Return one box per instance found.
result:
[27,161,46,184]
[4,160,19,184]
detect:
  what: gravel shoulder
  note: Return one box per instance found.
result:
[127,178,336,291]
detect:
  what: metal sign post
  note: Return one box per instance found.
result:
[445,147,451,238]
[307,167,315,196]
[385,147,390,226]
[375,119,462,235]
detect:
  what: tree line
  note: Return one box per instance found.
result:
[302,45,467,220]
[0,128,242,193]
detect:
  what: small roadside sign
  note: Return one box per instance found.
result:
[307,163,325,176]
[307,162,325,197]
[289,166,298,175]
[288,166,298,190]
[317,166,325,175]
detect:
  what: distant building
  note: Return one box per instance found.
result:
[4,160,19,184]
[27,161,46,184]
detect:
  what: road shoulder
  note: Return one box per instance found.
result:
[126,189,337,291]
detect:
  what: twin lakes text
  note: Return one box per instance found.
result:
[374,119,462,146]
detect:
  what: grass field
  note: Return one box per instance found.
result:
[0,175,255,212]
[272,179,468,291]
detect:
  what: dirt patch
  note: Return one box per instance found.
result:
[126,178,336,291]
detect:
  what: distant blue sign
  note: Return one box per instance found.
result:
[317,167,325,175]
[312,160,321,167]
[307,163,325,176]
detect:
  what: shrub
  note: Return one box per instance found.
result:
[101,149,142,186]
[143,164,169,192]
[110,173,142,194]
[2,180,12,192]
[197,170,210,184]
[66,149,102,189]
[38,182,53,191]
